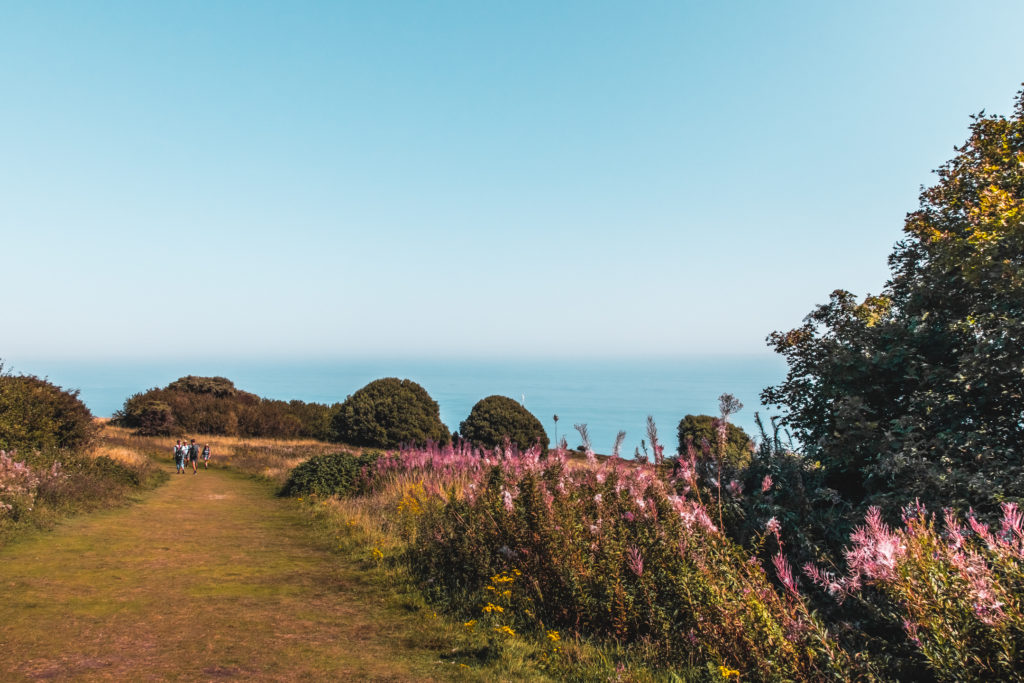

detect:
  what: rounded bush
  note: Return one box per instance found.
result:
[331,378,450,448]
[677,414,752,469]
[0,368,96,452]
[279,450,382,498]
[459,395,549,453]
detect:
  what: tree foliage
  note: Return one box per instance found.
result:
[113,376,337,440]
[459,395,550,454]
[330,378,450,449]
[764,87,1024,518]
[0,364,97,452]
[676,414,752,469]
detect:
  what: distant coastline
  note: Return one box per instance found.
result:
[7,355,787,455]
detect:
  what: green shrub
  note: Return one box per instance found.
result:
[0,365,96,452]
[676,414,752,469]
[279,450,382,498]
[459,395,549,454]
[331,378,450,448]
[166,375,237,397]
[112,376,339,440]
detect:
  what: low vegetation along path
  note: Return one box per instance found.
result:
[0,467,454,681]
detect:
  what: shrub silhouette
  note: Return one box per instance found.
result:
[459,395,549,453]
[113,376,337,439]
[0,365,96,452]
[331,378,450,448]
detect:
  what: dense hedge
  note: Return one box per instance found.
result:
[279,450,382,498]
[330,378,450,448]
[113,376,338,439]
[0,367,97,452]
[459,395,549,453]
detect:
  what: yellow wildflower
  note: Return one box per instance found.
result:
[463,619,477,629]
[482,602,504,613]
[546,630,560,642]
[718,664,740,679]
[493,625,516,636]
[371,547,384,561]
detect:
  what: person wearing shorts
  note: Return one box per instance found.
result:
[173,439,185,474]
[201,444,211,469]
[188,439,199,474]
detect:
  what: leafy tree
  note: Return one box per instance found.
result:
[113,377,336,439]
[331,378,450,448]
[165,375,237,397]
[676,414,752,469]
[764,86,1024,519]
[459,395,550,453]
[0,364,97,451]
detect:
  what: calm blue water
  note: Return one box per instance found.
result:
[8,356,787,455]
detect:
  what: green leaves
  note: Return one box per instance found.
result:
[330,378,450,448]
[764,85,1024,522]
[459,395,549,454]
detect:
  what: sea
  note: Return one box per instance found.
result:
[8,356,788,456]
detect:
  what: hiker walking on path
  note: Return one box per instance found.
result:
[173,439,185,474]
[188,439,199,474]
[201,443,211,469]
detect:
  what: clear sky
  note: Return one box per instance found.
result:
[2,1,1022,361]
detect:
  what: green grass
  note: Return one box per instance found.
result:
[0,465,526,681]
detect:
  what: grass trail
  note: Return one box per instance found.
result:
[0,465,471,681]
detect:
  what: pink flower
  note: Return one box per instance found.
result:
[502,490,514,513]
[765,516,781,540]
[761,475,773,493]
[772,552,799,597]
[846,507,905,581]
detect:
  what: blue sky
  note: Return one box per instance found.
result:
[2,1,1023,361]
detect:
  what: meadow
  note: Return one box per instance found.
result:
[135,414,1021,681]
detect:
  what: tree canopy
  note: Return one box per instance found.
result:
[0,365,96,452]
[330,378,450,449]
[676,414,752,469]
[763,87,1024,517]
[459,395,549,453]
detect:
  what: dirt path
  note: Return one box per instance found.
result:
[0,467,460,681]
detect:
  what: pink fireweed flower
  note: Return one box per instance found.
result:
[761,475,773,493]
[626,546,644,577]
[1001,502,1023,542]
[943,508,966,550]
[502,489,514,513]
[727,479,742,497]
[765,516,781,540]
[846,507,906,581]
[967,510,996,550]
[593,493,602,505]
[772,552,800,597]
[803,562,844,599]
[950,549,1007,626]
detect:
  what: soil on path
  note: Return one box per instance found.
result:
[0,466,459,681]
